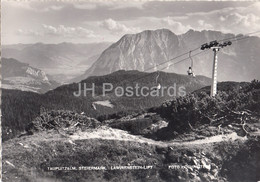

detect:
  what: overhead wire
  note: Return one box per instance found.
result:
[231,34,260,43]
[125,49,211,84]
[189,51,193,68]
[143,46,200,73]
[110,30,260,87]
[218,30,260,43]
[117,32,260,85]
[127,30,260,78]
[160,49,210,72]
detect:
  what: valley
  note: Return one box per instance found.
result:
[2,42,111,83]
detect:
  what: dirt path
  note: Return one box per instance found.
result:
[69,126,247,147]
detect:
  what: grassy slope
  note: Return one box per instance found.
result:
[3,129,260,182]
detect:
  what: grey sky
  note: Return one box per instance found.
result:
[2,1,260,44]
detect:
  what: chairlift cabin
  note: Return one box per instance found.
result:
[157,83,161,90]
[155,71,161,90]
[187,66,193,75]
[187,51,195,77]
[91,103,96,110]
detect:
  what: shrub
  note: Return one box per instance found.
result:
[26,110,101,134]
[155,81,260,133]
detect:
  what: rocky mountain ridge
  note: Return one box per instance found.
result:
[1,58,59,93]
[75,29,260,82]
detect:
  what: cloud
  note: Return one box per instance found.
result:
[197,20,214,30]
[221,12,260,28]
[130,17,192,35]
[43,5,63,12]
[17,29,42,36]
[42,24,98,38]
[3,1,64,12]
[107,2,144,10]
[73,3,97,10]
[5,1,260,44]
[161,17,192,34]
[183,2,260,34]
[17,25,98,38]
[100,18,141,34]
[73,1,144,10]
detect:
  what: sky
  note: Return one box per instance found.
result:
[2,1,260,44]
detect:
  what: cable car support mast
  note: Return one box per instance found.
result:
[201,40,232,97]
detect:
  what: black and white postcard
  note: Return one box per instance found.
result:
[1,1,260,181]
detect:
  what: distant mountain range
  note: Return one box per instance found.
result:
[2,42,111,83]
[74,29,260,82]
[3,29,259,84]
[1,58,60,93]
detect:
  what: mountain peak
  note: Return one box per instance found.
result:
[138,28,175,36]
[75,29,260,82]
[185,29,195,33]
[184,29,206,35]
[122,29,175,38]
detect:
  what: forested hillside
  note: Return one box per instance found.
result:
[2,70,211,141]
